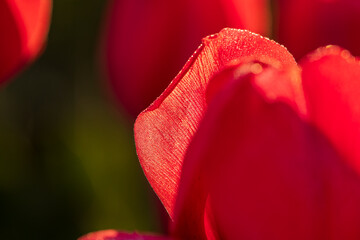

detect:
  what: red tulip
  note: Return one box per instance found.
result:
[275,0,360,59]
[102,0,269,118]
[81,28,360,239]
[0,0,52,83]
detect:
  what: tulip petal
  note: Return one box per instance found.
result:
[12,0,52,57]
[173,62,306,238]
[174,63,360,238]
[276,0,360,59]
[135,28,296,218]
[0,0,51,83]
[301,46,360,175]
[78,230,170,240]
[103,0,270,117]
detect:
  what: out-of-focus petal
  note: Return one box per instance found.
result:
[102,0,270,117]
[134,28,296,218]
[172,62,305,238]
[276,0,360,59]
[174,62,360,238]
[301,46,360,174]
[79,230,170,240]
[0,0,52,83]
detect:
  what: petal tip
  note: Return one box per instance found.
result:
[303,45,359,64]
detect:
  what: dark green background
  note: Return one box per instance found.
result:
[0,1,162,239]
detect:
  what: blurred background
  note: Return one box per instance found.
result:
[0,1,162,239]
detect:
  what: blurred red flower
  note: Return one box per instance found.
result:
[275,0,360,59]
[102,0,360,118]
[101,0,269,118]
[0,0,52,83]
[82,28,360,239]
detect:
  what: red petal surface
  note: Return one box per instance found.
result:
[13,0,52,58]
[172,62,305,238]
[301,46,360,174]
[135,28,296,218]
[275,0,360,59]
[0,0,51,83]
[174,63,360,238]
[102,0,269,117]
[79,230,170,240]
